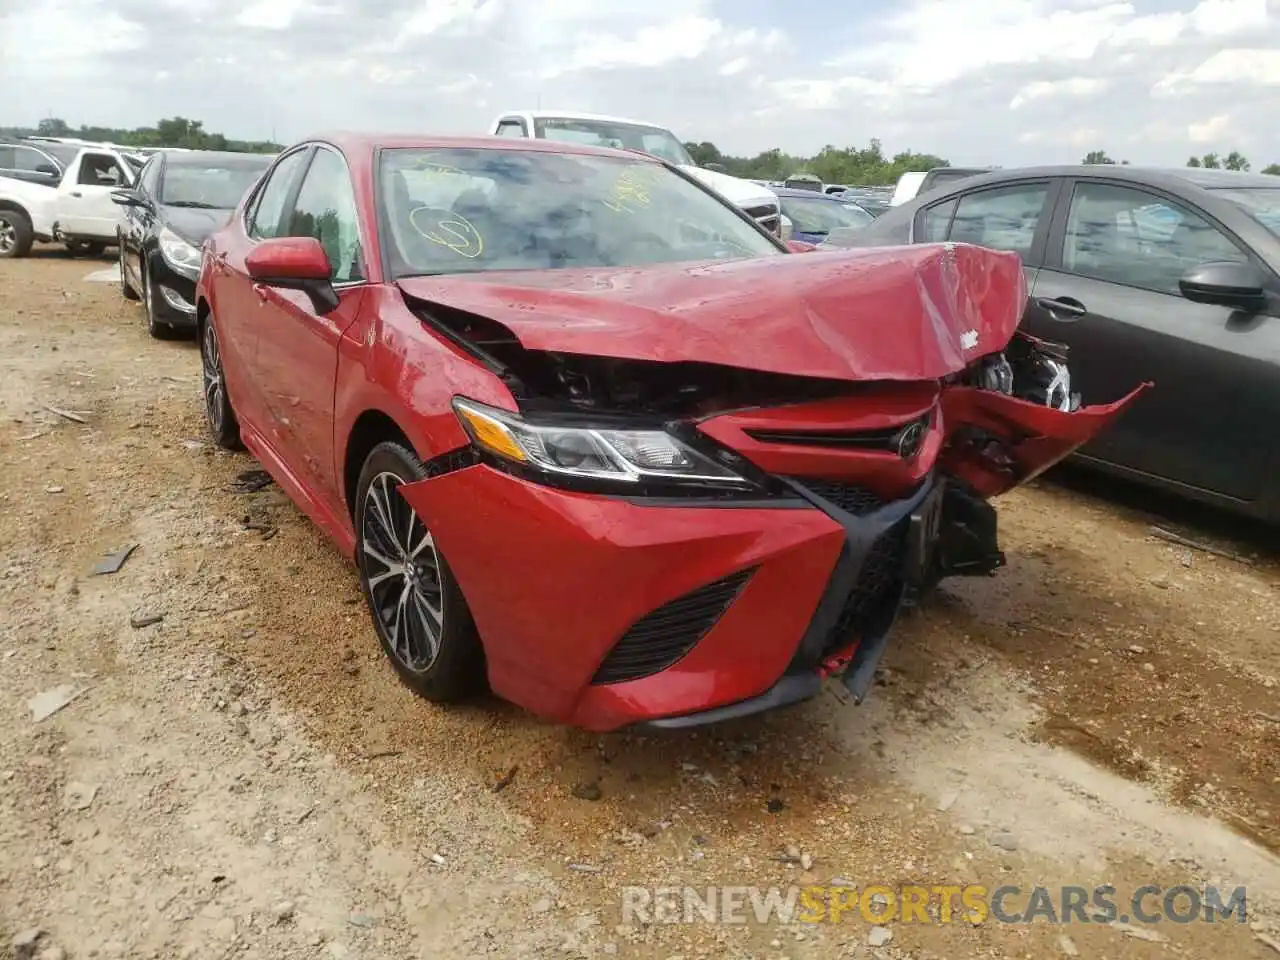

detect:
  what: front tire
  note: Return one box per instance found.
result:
[355,442,485,702]
[142,263,181,340]
[0,210,34,259]
[119,238,139,301]
[200,313,242,450]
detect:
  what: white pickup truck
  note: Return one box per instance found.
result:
[487,110,783,236]
[0,142,138,258]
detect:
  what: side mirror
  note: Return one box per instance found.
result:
[779,214,794,241]
[1179,260,1268,312]
[786,239,818,253]
[110,189,144,207]
[702,162,727,173]
[35,163,58,176]
[245,237,339,314]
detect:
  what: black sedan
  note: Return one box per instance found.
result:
[112,150,273,338]
[836,165,1280,523]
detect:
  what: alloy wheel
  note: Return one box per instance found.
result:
[0,220,15,256]
[201,321,226,434]
[360,472,444,673]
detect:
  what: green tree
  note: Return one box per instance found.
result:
[1200,153,1221,169]
[1223,151,1250,171]
[0,116,280,153]
[36,117,70,136]
[1187,156,1202,167]
[1263,163,1280,175]
[1082,150,1115,164]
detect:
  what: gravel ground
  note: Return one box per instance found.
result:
[2,247,1278,960]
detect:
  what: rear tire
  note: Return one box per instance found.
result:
[355,442,486,702]
[0,210,34,259]
[199,313,243,450]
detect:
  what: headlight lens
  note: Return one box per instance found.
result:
[452,397,753,486]
[158,227,200,275]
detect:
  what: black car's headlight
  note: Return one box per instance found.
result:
[158,227,201,278]
[452,397,755,488]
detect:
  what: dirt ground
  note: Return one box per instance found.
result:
[1,247,1278,960]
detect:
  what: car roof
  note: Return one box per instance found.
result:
[928,164,1280,192]
[299,132,664,164]
[775,187,846,200]
[496,110,671,129]
[161,150,275,166]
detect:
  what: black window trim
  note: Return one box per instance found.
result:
[495,118,528,137]
[1040,175,1275,295]
[911,177,1065,267]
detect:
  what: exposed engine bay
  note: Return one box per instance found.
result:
[412,299,1080,418]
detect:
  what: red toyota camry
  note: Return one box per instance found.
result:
[195,133,1145,732]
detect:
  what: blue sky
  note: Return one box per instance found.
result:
[2,0,1277,168]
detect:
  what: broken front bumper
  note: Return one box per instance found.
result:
[398,384,1148,733]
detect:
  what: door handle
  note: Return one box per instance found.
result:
[69,191,82,198]
[1034,296,1087,318]
[253,283,271,303]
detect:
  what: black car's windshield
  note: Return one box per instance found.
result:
[531,118,694,166]
[780,195,873,234]
[379,147,782,278]
[159,157,272,209]
[1211,187,1280,237]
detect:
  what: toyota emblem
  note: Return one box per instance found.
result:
[894,421,925,459]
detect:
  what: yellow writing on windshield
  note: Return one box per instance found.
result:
[409,206,484,259]
[408,161,468,179]
[601,168,655,214]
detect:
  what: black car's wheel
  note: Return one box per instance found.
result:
[142,264,181,340]
[119,238,139,301]
[355,442,485,702]
[0,210,33,259]
[200,314,242,450]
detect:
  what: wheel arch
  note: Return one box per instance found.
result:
[0,199,32,223]
[342,409,419,519]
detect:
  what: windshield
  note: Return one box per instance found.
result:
[34,142,78,168]
[780,195,874,234]
[531,118,694,166]
[159,158,272,209]
[379,147,782,278]
[1210,187,1280,236]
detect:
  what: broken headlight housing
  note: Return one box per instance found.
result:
[452,397,755,489]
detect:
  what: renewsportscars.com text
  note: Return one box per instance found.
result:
[621,884,1248,926]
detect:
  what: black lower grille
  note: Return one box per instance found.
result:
[788,479,884,516]
[824,522,908,657]
[591,568,754,685]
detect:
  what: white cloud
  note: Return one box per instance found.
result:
[1009,76,1109,108]
[1,0,1278,168]
[1188,113,1233,142]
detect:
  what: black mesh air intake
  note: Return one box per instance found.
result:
[591,568,755,685]
[823,522,908,658]
[788,478,884,516]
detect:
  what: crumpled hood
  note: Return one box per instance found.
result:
[397,243,1028,383]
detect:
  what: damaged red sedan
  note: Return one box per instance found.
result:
[195,134,1145,731]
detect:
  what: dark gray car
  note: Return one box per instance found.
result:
[836,165,1280,522]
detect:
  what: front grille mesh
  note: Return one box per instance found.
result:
[788,479,884,516]
[824,522,908,657]
[591,568,754,685]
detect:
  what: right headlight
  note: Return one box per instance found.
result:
[451,397,754,487]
